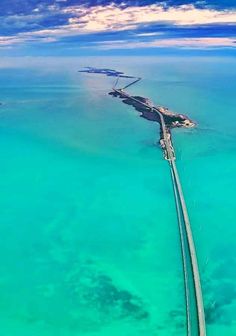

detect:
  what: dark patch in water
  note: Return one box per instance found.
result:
[205,281,236,325]
[67,263,149,322]
[205,301,222,324]
[167,309,185,331]
[83,273,149,320]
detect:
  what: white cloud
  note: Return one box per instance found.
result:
[0,3,235,48]
[62,4,236,32]
[136,32,164,37]
[93,37,236,49]
[0,33,56,47]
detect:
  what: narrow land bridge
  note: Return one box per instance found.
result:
[112,86,206,336]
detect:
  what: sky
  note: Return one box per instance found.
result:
[0,0,235,56]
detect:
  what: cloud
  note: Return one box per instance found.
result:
[93,37,236,49]
[0,33,56,47]
[136,32,164,37]
[0,3,235,50]
[62,4,236,32]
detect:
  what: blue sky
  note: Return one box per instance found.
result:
[0,0,235,55]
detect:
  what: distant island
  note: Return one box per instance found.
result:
[78,67,136,79]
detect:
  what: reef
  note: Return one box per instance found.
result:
[66,261,149,323]
[204,279,236,325]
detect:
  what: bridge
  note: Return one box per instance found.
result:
[112,86,206,336]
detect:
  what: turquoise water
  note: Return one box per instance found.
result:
[0,56,235,335]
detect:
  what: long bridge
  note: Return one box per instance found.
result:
[112,85,206,336]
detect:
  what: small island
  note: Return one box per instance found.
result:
[109,90,195,157]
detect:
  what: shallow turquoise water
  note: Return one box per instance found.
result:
[0,56,235,335]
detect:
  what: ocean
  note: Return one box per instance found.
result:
[0,56,235,335]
